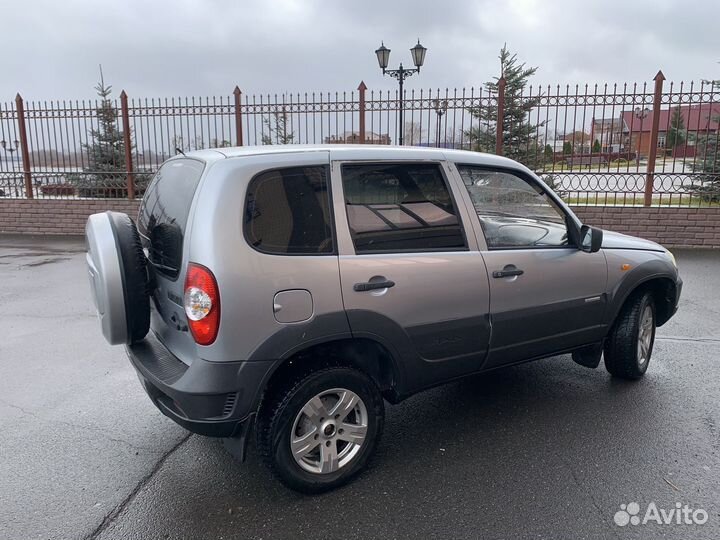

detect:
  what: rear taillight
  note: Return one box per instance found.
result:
[184,263,220,345]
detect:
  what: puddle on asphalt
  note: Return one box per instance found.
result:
[23,257,72,267]
[0,250,75,267]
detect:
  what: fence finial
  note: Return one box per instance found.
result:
[358,81,367,144]
[234,87,243,146]
[654,70,666,82]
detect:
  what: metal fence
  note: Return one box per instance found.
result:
[1,71,719,206]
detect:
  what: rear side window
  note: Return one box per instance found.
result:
[244,166,334,255]
[341,163,466,253]
[138,159,205,279]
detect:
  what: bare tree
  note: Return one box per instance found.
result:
[403,121,426,146]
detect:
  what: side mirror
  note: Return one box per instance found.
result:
[580,225,603,253]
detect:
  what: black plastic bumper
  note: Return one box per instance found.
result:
[126,332,272,438]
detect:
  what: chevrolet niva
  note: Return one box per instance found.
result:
[86,145,681,493]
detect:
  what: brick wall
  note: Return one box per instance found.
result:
[0,199,141,236]
[1,199,719,248]
[572,206,720,248]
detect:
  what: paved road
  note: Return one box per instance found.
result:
[1,235,719,540]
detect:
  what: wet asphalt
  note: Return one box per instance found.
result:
[0,235,719,540]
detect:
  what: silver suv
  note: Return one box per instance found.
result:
[86,145,682,493]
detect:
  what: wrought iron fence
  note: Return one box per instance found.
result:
[1,71,718,206]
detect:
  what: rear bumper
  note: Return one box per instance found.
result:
[125,332,272,438]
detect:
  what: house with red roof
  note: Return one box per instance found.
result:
[620,103,720,157]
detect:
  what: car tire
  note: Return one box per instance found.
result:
[107,212,151,344]
[604,291,656,380]
[256,366,384,494]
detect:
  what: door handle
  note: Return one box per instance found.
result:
[492,265,524,278]
[353,280,396,292]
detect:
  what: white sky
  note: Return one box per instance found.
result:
[2,0,718,101]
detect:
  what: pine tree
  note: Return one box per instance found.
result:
[689,80,720,202]
[592,139,601,153]
[666,106,686,150]
[69,68,147,197]
[261,110,295,145]
[543,144,554,163]
[465,45,544,169]
[690,133,720,202]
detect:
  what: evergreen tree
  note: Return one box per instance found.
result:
[666,106,686,149]
[465,45,544,168]
[562,141,572,155]
[689,80,720,202]
[690,132,720,202]
[69,68,146,197]
[592,139,601,153]
[262,110,295,145]
[543,144,554,163]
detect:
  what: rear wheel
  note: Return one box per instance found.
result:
[257,367,384,493]
[604,291,656,380]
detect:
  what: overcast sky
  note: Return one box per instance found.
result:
[2,0,718,101]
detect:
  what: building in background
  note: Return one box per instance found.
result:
[621,104,720,157]
[590,117,628,153]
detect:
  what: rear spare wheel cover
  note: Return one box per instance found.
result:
[86,212,128,345]
[85,212,150,345]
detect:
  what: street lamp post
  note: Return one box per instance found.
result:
[375,40,427,146]
[0,139,20,196]
[634,107,650,164]
[432,99,448,148]
[0,139,19,159]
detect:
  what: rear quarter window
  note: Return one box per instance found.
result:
[138,158,205,279]
[244,166,334,255]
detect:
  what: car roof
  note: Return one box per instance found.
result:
[179,144,524,170]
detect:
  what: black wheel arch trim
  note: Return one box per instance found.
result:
[604,259,680,329]
[244,310,408,413]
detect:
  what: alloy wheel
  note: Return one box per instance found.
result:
[290,388,368,474]
[637,304,654,368]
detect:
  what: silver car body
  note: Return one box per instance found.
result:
[122,145,681,437]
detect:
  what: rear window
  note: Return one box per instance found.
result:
[138,158,205,279]
[244,166,334,255]
[341,163,466,253]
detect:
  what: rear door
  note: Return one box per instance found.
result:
[452,164,608,368]
[137,158,206,363]
[331,160,492,393]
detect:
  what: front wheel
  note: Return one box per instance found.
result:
[257,367,384,493]
[604,291,656,380]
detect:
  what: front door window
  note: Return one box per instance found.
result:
[457,166,570,249]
